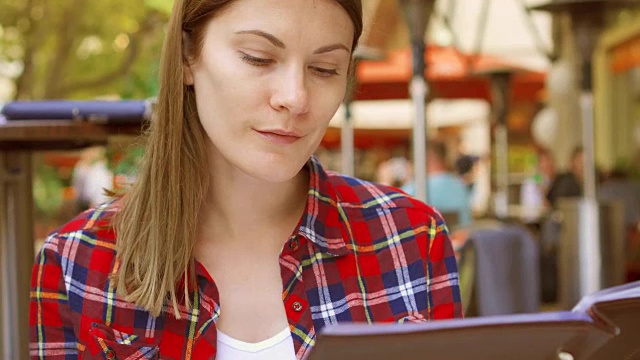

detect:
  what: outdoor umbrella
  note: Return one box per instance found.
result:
[354,46,545,102]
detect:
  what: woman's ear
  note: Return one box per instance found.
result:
[183,31,194,85]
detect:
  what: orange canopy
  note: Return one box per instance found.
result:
[354,46,546,102]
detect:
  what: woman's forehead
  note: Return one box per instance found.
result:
[203,0,355,50]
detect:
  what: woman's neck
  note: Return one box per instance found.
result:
[198,158,309,247]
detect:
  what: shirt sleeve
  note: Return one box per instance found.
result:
[427,214,464,320]
[30,233,80,359]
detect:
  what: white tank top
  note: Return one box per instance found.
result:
[216,328,297,360]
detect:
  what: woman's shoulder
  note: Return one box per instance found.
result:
[324,170,438,217]
[321,171,449,247]
[43,200,120,265]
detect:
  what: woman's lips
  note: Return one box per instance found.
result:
[255,130,302,145]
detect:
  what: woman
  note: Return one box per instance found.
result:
[30,0,462,359]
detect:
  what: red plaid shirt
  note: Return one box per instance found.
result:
[30,157,463,359]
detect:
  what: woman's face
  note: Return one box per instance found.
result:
[186,0,354,182]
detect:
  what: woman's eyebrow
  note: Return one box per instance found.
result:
[235,29,350,54]
[235,29,285,48]
[314,43,350,54]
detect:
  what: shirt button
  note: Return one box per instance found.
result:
[289,237,299,250]
[292,301,303,312]
[106,350,116,360]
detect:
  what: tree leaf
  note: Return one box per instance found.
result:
[144,0,174,14]
[3,0,168,100]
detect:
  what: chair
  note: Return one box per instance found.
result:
[457,223,540,316]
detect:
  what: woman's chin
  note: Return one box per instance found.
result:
[242,154,308,184]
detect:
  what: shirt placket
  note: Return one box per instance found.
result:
[280,234,315,359]
[190,269,220,359]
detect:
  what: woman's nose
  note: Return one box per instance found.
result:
[270,66,309,116]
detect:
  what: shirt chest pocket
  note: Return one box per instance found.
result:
[85,322,160,360]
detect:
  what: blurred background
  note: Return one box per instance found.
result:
[2,0,640,359]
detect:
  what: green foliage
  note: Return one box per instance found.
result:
[145,0,174,14]
[33,162,64,216]
[0,0,169,100]
[612,157,640,181]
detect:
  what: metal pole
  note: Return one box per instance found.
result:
[400,0,434,204]
[575,22,599,202]
[411,75,428,203]
[494,123,509,218]
[410,21,429,204]
[573,16,603,299]
[580,92,597,201]
[489,72,513,219]
[577,87,602,298]
[341,101,355,176]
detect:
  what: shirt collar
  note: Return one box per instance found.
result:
[296,156,351,257]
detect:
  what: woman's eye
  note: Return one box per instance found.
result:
[239,52,339,77]
[240,53,273,66]
[310,66,339,77]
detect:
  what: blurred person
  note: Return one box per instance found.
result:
[537,148,557,195]
[29,1,462,359]
[454,153,494,219]
[547,145,583,207]
[403,139,472,227]
[376,156,411,188]
[71,146,114,211]
[454,154,479,193]
[539,148,581,301]
[520,148,556,223]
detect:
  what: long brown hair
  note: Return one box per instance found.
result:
[112,0,363,318]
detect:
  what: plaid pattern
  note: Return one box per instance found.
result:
[30,156,462,359]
